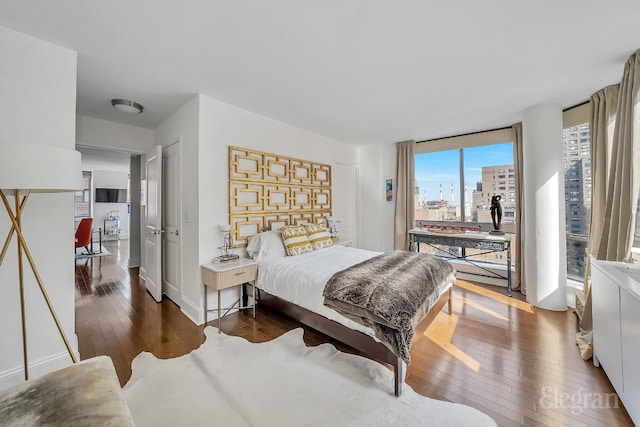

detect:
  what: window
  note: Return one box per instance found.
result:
[415,132,517,268]
[74,171,91,218]
[563,120,590,280]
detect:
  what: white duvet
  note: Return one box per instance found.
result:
[256,245,381,336]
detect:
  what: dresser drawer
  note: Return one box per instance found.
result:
[201,263,257,291]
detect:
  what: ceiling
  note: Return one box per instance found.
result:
[1,1,640,146]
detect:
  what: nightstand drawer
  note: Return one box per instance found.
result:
[201,263,257,291]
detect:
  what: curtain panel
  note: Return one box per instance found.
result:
[576,84,619,360]
[512,123,525,294]
[578,49,640,361]
[598,50,640,262]
[394,140,416,250]
[584,84,620,291]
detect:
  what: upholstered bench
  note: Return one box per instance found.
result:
[0,356,134,426]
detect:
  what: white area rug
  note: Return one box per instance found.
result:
[123,328,496,426]
[75,245,110,259]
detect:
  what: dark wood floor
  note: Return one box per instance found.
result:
[75,240,633,427]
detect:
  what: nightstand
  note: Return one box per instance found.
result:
[201,258,258,333]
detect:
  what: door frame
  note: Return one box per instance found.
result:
[334,162,361,248]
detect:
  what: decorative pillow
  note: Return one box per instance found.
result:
[304,223,334,250]
[280,225,314,256]
[246,231,287,264]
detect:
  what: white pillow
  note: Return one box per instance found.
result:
[246,231,287,263]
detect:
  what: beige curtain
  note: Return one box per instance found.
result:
[577,84,619,360]
[584,84,620,292]
[512,123,525,294]
[577,49,640,361]
[598,50,640,262]
[394,140,416,250]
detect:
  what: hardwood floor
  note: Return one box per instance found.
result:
[75,240,633,426]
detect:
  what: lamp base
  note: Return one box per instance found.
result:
[1,190,78,380]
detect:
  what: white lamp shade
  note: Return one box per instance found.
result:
[0,141,82,192]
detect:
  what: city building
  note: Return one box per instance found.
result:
[471,165,516,225]
[563,123,591,278]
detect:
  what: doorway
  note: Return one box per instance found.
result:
[75,145,142,267]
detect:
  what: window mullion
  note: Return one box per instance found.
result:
[459,148,465,223]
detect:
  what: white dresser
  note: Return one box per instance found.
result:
[591,258,640,425]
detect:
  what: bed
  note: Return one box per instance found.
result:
[247,230,455,396]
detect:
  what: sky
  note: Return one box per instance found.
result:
[415,142,514,202]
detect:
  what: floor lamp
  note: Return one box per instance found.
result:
[0,141,82,381]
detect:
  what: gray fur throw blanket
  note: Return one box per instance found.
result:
[323,250,455,364]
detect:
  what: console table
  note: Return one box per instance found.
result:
[409,228,513,296]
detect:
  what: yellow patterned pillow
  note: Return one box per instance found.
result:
[280,225,314,256]
[304,223,334,250]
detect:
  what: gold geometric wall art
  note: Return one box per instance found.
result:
[267,187,290,208]
[233,154,263,180]
[313,164,331,186]
[228,146,332,247]
[266,159,288,179]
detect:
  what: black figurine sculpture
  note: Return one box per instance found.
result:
[490,195,504,234]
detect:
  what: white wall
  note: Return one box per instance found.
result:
[152,96,200,320]
[76,115,154,154]
[148,93,359,324]
[522,104,567,310]
[0,25,78,387]
[197,94,358,324]
[92,170,130,239]
[357,144,396,252]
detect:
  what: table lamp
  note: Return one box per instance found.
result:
[216,224,239,262]
[0,141,82,380]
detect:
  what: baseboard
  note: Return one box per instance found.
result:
[180,295,202,325]
[128,257,141,268]
[0,349,80,391]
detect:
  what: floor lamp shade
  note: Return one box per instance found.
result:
[0,141,82,381]
[0,141,82,192]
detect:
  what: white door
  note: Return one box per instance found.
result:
[333,163,359,247]
[162,141,181,305]
[144,145,163,302]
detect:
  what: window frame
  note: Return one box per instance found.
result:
[416,127,516,229]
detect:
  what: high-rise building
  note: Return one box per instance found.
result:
[470,164,516,225]
[563,123,591,278]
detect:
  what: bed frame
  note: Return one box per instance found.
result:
[258,286,453,396]
[227,147,453,395]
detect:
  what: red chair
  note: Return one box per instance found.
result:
[75,218,93,254]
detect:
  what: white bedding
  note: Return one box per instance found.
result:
[256,245,381,336]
